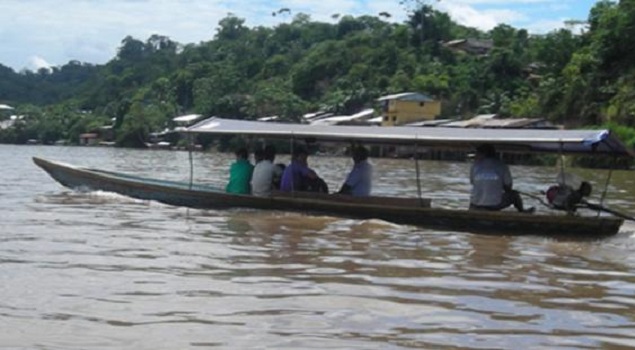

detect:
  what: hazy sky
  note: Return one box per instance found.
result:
[0,0,597,72]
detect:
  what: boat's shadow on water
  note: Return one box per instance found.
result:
[36,189,635,244]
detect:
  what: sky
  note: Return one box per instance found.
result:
[0,0,599,72]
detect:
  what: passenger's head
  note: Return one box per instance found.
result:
[254,148,265,163]
[352,146,369,163]
[292,147,308,162]
[263,145,277,161]
[235,147,249,160]
[578,181,592,197]
[475,144,496,159]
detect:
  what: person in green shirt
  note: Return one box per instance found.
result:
[225,147,254,194]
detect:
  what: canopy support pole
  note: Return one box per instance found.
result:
[599,138,621,209]
[188,133,194,190]
[558,141,566,186]
[598,156,617,213]
[414,141,423,206]
[290,134,295,196]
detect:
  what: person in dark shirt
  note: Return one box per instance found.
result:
[280,147,328,193]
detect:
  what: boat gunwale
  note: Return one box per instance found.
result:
[33,156,624,237]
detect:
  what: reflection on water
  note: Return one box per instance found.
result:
[1,144,635,349]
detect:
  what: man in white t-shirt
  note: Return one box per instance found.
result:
[469,144,533,213]
[251,145,283,196]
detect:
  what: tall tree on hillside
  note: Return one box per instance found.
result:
[215,14,249,41]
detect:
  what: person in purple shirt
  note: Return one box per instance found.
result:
[280,147,328,193]
[338,146,372,196]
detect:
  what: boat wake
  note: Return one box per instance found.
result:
[619,221,635,237]
[36,190,154,206]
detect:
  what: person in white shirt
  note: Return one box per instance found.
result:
[469,144,533,213]
[251,145,283,196]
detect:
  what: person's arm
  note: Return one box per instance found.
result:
[337,184,352,195]
[307,168,318,179]
[337,165,357,194]
[293,166,319,191]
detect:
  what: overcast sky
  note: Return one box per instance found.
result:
[0,0,597,72]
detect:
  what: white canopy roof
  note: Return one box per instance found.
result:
[186,117,634,157]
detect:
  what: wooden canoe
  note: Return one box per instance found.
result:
[33,157,623,238]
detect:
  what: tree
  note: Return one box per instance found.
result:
[215,14,249,41]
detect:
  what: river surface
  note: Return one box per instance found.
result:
[2,144,635,349]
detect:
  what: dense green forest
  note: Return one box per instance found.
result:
[1,0,635,150]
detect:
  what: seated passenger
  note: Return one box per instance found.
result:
[280,147,328,193]
[469,144,533,213]
[337,146,372,196]
[272,163,286,190]
[225,147,254,194]
[253,148,265,165]
[251,145,284,196]
[546,181,592,212]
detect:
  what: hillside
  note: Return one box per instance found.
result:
[1,1,634,148]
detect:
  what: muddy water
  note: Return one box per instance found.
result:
[2,144,635,349]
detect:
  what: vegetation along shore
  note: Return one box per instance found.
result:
[1,1,634,168]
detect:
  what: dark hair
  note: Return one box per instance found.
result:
[292,146,308,158]
[578,181,592,197]
[235,147,248,159]
[476,144,496,158]
[352,146,368,162]
[254,148,265,162]
[263,145,276,161]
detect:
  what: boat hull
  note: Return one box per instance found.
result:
[33,157,623,238]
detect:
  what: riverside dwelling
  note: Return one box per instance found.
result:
[378,92,441,126]
[79,133,99,146]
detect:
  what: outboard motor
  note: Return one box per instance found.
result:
[546,181,592,212]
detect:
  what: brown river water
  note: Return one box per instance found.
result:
[2,144,635,349]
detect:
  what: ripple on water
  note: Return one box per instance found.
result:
[1,145,635,349]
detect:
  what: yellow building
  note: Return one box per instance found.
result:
[377,92,441,126]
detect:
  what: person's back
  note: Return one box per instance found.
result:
[280,158,309,192]
[338,146,372,197]
[469,144,532,213]
[251,160,276,196]
[470,156,510,207]
[226,148,254,194]
[348,160,372,196]
[251,145,282,196]
[280,147,326,193]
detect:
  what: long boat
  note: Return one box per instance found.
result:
[34,117,634,237]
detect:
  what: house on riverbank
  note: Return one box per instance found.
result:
[378,92,442,126]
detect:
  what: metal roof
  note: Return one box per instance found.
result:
[376,92,434,102]
[309,109,376,126]
[186,117,634,157]
[173,114,203,123]
[310,115,358,126]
